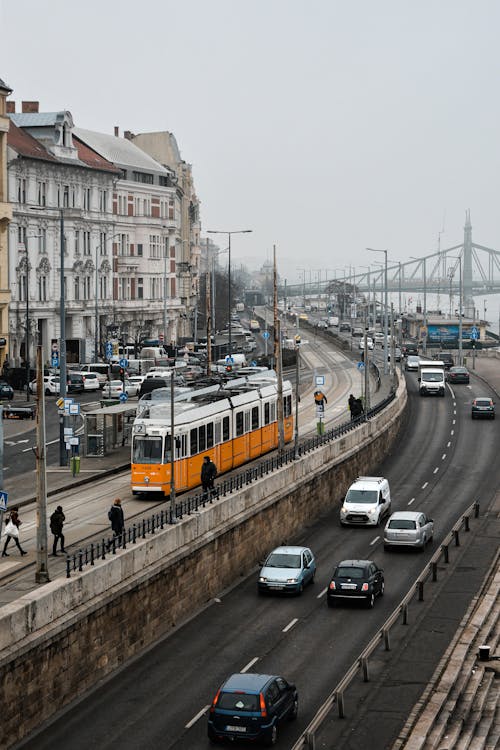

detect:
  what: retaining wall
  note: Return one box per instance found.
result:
[0,379,407,748]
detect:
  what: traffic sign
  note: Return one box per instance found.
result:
[119,392,129,402]
[470,326,479,340]
[357,361,365,371]
[105,342,113,359]
[251,360,257,367]
[119,358,129,368]
[0,491,8,511]
[51,355,59,368]
[315,375,325,386]
[262,331,270,340]
[225,355,234,365]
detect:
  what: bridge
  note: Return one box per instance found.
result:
[284,211,500,319]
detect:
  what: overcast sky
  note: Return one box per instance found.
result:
[1,0,499,285]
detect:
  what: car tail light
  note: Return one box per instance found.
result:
[260,692,267,717]
[329,581,336,590]
[209,688,220,713]
[361,583,369,591]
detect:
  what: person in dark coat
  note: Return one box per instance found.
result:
[348,394,356,420]
[2,507,27,556]
[108,498,125,539]
[50,506,66,556]
[201,456,217,498]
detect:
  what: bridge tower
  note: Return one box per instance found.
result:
[463,210,474,317]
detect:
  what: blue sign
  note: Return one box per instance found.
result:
[119,358,129,368]
[250,360,257,367]
[119,392,128,402]
[357,361,365,370]
[225,356,234,365]
[470,326,479,340]
[262,331,270,340]
[0,491,8,511]
[105,342,113,359]
[51,355,59,367]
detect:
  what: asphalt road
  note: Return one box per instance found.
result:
[15,365,500,748]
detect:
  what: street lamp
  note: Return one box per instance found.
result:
[206,229,252,356]
[411,256,427,354]
[23,234,42,402]
[95,233,120,361]
[367,248,389,375]
[449,254,463,365]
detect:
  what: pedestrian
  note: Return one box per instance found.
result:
[108,498,125,540]
[2,506,27,556]
[348,394,356,420]
[50,505,66,556]
[201,456,217,499]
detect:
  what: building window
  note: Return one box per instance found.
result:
[74,278,80,301]
[83,276,91,300]
[83,231,91,256]
[132,171,153,184]
[119,234,129,256]
[143,198,151,216]
[99,276,107,299]
[99,232,107,255]
[137,277,144,299]
[118,194,127,215]
[38,229,47,254]
[63,185,70,208]
[16,178,26,204]
[38,275,48,302]
[74,230,80,255]
[168,198,175,220]
[20,274,28,303]
[36,181,46,207]
[149,235,161,259]
[98,189,107,212]
[134,197,141,216]
[119,277,131,300]
[83,188,90,211]
[17,226,27,247]
[137,243,143,257]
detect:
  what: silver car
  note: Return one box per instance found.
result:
[258,545,316,595]
[405,355,420,372]
[384,511,434,550]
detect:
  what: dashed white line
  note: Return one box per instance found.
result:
[408,497,415,505]
[282,618,298,633]
[433,467,439,474]
[447,441,451,447]
[453,410,457,415]
[422,482,428,489]
[442,454,446,460]
[451,430,454,436]
[241,657,259,673]
[185,705,210,729]
[370,535,380,546]
[452,419,456,425]
[317,586,328,599]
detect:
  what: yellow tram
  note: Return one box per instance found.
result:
[131,378,294,496]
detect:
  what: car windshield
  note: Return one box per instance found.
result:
[388,519,416,530]
[345,489,378,504]
[422,372,443,382]
[335,566,365,579]
[265,552,301,568]
[452,368,467,374]
[133,437,163,464]
[217,692,259,712]
[475,399,492,407]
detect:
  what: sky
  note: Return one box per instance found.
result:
[1,0,500,289]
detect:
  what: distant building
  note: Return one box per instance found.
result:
[0,78,12,368]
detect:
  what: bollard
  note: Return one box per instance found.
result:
[78,550,83,572]
[383,628,391,651]
[442,544,449,563]
[111,537,116,555]
[337,691,345,718]
[418,581,424,601]
[464,515,470,532]
[432,561,437,581]
[453,529,460,547]
[402,603,409,625]
[478,645,490,661]
[142,519,146,539]
[66,557,71,578]
[132,524,137,544]
[101,539,106,560]
[474,502,480,518]
[122,529,127,549]
[362,656,370,682]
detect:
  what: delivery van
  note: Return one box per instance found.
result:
[418,360,445,397]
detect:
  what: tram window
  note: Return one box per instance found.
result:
[207,422,214,448]
[164,435,171,461]
[133,436,163,464]
[223,416,230,441]
[215,421,222,444]
[236,412,244,436]
[264,402,270,425]
[244,410,250,433]
[199,424,206,452]
[252,406,259,429]
[190,428,198,455]
[271,402,276,422]
[284,395,292,417]
[180,435,187,457]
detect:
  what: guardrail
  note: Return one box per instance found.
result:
[65,390,396,577]
[291,500,481,750]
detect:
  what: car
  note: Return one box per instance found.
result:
[258,545,316,595]
[339,322,351,333]
[434,351,454,370]
[29,374,60,395]
[405,355,420,372]
[373,332,385,345]
[327,559,384,608]
[447,366,470,384]
[401,341,419,356]
[384,511,434,550]
[127,375,146,391]
[102,379,125,398]
[387,347,402,362]
[340,476,391,527]
[66,372,84,393]
[358,338,374,350]
[0,380,14,400]
[316,320,328,329]
[471,397,495,419]
[73,372,100,391]
[207,672,298,745]
[352,327,364,337]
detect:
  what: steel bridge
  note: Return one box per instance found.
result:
[284,212,500,318]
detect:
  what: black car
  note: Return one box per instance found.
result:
[447,366,470,384]
[401,341,419,356]
[339,322,351,332]
[208,672,298,745]
[471,397,495,419]
[327,559,384,609]
[67,373,84,393]
[434,351,454,370]
[0,380,14,400]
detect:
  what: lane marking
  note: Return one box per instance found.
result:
[185,705,210,729]
[452,419,456,425]
[447,441,451,447]
[433,467,439,474]
[282,618,298,633]
[241,657,259,673]
[422,482,428,489]
[453,410,456,415]
[370,535,380,546]
[408,497,415,505]
[317,587,327,599]
[451,429,454,436]
[442,454,446,460]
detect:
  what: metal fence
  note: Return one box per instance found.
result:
[66,389,396,578]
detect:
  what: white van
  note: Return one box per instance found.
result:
[216,353,247,370]
[340,476,391,527]
[79,363,110,387]
[418,360,445,397]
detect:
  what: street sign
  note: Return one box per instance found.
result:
[0,491,8,511]
[315,375,325,386]
[105,342,113,359]
[357,361,365,371]
[119,392,129,402]
[262,331,270,340]
[316,405,325,417]
[225,355,234,365]
[51,356,59,368]
[251,360,257,367]
[69,403,80,415]
[119,358,129,368]
[470,326,479,340]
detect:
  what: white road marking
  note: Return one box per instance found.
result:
[17,439,29,444]
[451,430,454,436]
[185,705,210,729]
[422,482,428,489]
[282,618,298,633]
[22,446,35,453]
[370,535,380,546]
[317,586,328,599]
[452,419,456,425]
[453,410,456,415]
[442,454,446,460]
[433,467,439,474]
[241,657,259,673]
[408,497,415,505]
[447,441,451,447]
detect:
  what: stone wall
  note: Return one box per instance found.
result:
[0,379,406,748]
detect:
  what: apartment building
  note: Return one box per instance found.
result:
[0,79,12,368]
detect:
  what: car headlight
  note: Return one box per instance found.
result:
[259,576,267,583]
[286,578,297,584]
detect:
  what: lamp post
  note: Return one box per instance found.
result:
[367,248,388,374]
[207,229,252,357]
[95,232,119,361]
[59,210,67,466]
[410,256,427,354]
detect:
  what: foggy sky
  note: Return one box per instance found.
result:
[1,0,499,284]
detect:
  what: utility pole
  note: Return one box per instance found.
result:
[206,271,212,376]
[169,372,176,524]
[35,345,49,583]
[273,246,284,449]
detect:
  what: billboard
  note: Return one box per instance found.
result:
[427,325,474,343]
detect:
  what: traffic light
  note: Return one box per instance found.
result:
[119,367,125,383]
[226,365,233,372]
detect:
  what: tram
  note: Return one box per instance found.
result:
[131,377,294,496]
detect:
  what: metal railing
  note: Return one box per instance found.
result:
[66,390,396,577]
[291,501,481,750]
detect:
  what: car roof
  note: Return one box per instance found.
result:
[474,397,492,403]
[337,559,375,567]
[221,673,276,693]
[387,511,424,521]
[269,545,310,555]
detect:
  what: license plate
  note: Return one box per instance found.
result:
[226,725,246,732]
[269,585,284,590]
[341,583,357,589]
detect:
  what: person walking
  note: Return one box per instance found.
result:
[50,505,66,556]
[348,393,356,420]
[2,507,27,556]
[108,498,125,540]
[201,456,217,499]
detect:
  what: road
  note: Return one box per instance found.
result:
[15,361,500,747]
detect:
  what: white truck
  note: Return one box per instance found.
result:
[328,316,339,327]
[418,359,446,397]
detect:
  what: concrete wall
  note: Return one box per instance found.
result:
[0,379,406,747]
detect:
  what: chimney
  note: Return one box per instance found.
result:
[124,130,134,141]
[6,101,15,113]
[21,101,39,113]
[114,126,119,137]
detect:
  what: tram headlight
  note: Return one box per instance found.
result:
[144,476,149,484]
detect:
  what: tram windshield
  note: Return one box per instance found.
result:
[133,436,163,464]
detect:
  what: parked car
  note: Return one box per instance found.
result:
[327,559,384,608]
[258,545,316,595]
[446,366,470,384]
[67,372,84,393]
[405,355,420,372]
[75,372,100,391]
[29,375,60,395]
[339,322,351,333]
[384,511,434,550]
[0,380,14,400]
[207,672,298,745]
[352,327,363,337]
[471,397,495,419]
